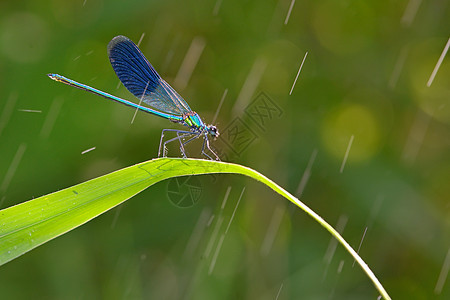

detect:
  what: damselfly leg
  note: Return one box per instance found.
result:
[202,135,220,161]
[158,129,220,160]
[158,129,195,158]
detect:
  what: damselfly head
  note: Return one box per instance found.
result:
[206,125,219,138]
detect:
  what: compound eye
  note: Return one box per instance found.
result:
[208,125,219,137]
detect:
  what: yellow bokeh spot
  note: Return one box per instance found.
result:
[312,1,375,54]
[0,12,49,63]
[408,38,450,124]
[321,104,380,163]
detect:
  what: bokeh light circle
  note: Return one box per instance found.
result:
[321,103,380,163]
[312,1,375,54]
[408,38,450,124]
[0,12,49,63]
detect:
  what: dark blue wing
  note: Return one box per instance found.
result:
[107,35,192,115]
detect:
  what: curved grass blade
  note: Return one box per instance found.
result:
[0,158,391,299]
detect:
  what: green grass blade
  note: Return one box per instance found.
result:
[0,158,391,299]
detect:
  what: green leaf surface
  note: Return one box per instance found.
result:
[0,158,390,299]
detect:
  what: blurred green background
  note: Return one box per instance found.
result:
[0,0,449,299]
